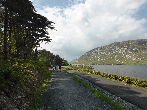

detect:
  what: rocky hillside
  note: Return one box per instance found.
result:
[75,39,147,65]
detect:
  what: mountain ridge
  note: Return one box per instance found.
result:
[74,39,147,65]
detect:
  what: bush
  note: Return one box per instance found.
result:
[0,59,52,109]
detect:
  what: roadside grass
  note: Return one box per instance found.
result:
[93,73,147,91]
[63,66,147,91]
[67,72,124,110]
[29,71,52,110]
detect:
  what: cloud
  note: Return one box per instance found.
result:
[30,0,34,2]
[37,0,147,61]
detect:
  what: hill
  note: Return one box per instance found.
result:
[75,39,147,65]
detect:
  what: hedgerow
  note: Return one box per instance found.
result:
[63,66,147,90]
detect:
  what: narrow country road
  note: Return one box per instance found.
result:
[68,71,147,110]
[40,71,114,110]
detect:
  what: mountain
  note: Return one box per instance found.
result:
[75,39,147,65]
[69,58,78,64]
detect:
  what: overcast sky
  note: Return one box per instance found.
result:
[31,0,147,61]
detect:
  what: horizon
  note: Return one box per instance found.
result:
[31,0,147,61]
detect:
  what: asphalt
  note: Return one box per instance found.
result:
[40,71,114,110]
[68,70,147,110]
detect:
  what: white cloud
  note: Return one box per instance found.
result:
[30,0,34,2]
[37,0,147,61]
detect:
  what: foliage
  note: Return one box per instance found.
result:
[0,59,52,109]
[64,66,147,90]
[62,66,75,71]
[0,59,33,94]
[0,0,54,59]
[67,72,124,110]
[38,49,68,66]
[0,0,68,109]
[29,67,52,110]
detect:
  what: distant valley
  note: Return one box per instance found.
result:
[74,39,147,65]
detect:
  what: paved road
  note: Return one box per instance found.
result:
[40,71,114,110]
[68,71,147,110]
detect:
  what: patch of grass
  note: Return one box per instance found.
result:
[29,71,52,110]
[67,72,124,110]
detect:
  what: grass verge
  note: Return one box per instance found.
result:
[29,71,52,110]
[67,72,124,110]
[63,66,147,90]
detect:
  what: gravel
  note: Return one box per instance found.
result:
[71,72,142,110]
[40,71,115,110]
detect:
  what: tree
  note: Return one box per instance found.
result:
[0,0,54,59]
[38,49,68,66]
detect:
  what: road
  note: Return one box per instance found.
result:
[40,71,114,110]
[68,70,147,110]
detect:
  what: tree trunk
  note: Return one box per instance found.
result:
[14,26,18,58]
[8,11,12,57]
[23,29,28,59]
[15,25,20,58]
[3,7,8,59]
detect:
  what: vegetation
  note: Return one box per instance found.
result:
[63,66,147,90]
[39,49,68,66]
[74,39,147,65]
[67,72,124,110]
[0,59,52,109]
[0,0,54,60]
[0,0,68,109]
[29,66,52,110]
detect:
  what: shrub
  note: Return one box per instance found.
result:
[64,66,147,89]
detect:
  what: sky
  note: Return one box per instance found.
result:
[30,0,147,61]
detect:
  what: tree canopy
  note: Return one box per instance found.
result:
[0,0,54,59]
[39,49,68,66]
